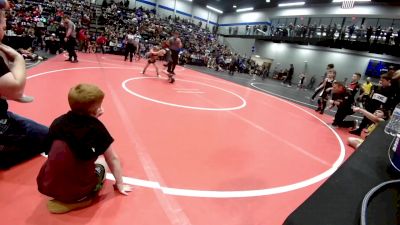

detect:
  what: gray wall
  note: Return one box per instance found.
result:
[218,37,400,82]
[220,37,255,58]
[254,40,400,82]
[219,4,400,24]
[218,4,400,35]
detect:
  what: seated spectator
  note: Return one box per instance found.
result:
[88,40,96,53]
[0,9,48,169]
[45,33,61,54]
[348,107,388,149]
[17,47,45,61]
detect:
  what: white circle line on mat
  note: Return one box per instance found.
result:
[30,67,344,198]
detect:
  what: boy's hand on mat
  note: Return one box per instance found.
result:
[114,183,133,195]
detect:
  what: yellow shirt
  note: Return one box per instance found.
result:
[366,123,377,134]
[362,82,373,95]
[361,123,379,140]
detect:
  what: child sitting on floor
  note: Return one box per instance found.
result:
[347,106,388,149]
[37,83,132,214]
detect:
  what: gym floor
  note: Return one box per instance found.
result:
[1,53,357,225]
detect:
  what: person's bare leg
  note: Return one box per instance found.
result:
[141,63,149,74]
[348,137,362,149]
[154,64,160,77]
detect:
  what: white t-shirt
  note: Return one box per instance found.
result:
[132,34,141,46]
[126,34,135,44]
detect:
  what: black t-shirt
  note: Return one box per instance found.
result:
[0,56,11,117]
[48,111,114,160]
[368,85,397,112]
[332,90,354,109]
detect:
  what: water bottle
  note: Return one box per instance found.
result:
[384,103,400,135]
[392,134,400,171]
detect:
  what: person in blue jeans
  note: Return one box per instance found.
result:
[0,8,48,169]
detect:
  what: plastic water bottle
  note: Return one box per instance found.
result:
[384,103,400,135]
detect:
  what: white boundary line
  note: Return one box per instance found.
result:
[122,77,247,111]
[106,82,193,224]
[176,91,205,94]
[32,66,345,198]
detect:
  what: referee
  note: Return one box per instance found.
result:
[167,31,182,75]
[62,15,78,63]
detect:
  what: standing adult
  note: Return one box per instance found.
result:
[124,30,136,62]
[282,64,294,87]
[132,31,141,60]
[261,63,270,80]
[63,15,78,63]
[167,31,182,75]
[366,26,373,43]
[228,54,237,76]
[0,5,48,169]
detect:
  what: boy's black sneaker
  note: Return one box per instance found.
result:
[349,128,361,136]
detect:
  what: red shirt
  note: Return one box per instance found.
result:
[37,140,99,203]
[78,29,86,41]
[96,36,107,45]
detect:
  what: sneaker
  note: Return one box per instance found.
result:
[0,118,8,125]
[169,71,176,75]
[140,71,144,74]
[71,60,78,63]
[65,59,72,61]
[157,74,160,78]
[349,128,361,136]
[47,198,93,214]
[169,77,175,83]
[15,95,34,103]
